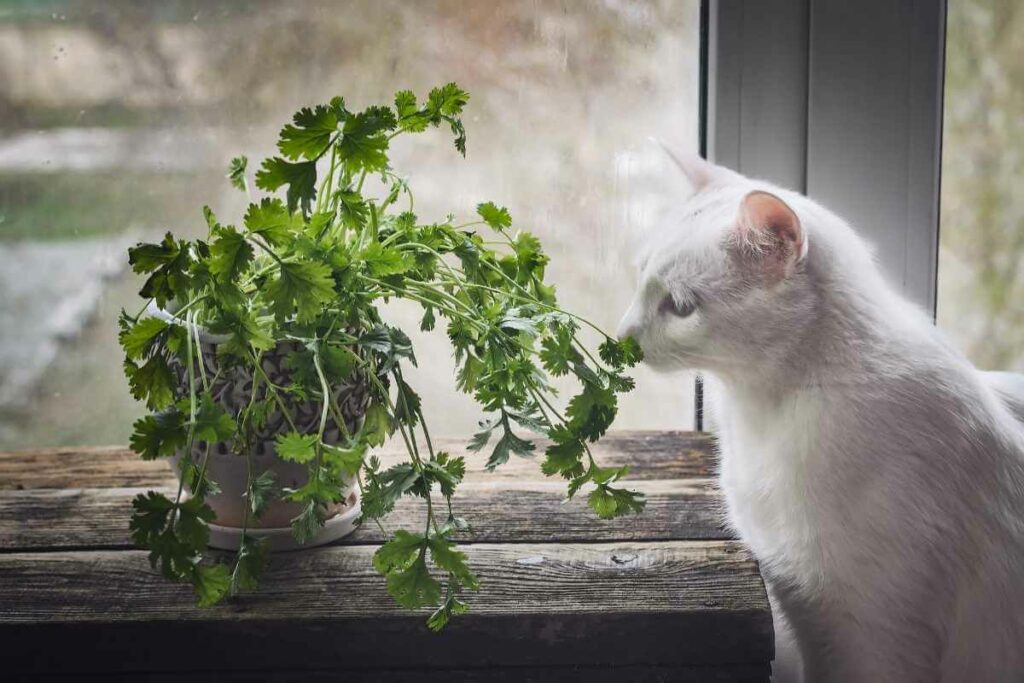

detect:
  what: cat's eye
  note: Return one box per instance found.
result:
[658,294,695,318]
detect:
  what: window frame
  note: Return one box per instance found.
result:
[695,0,947,429]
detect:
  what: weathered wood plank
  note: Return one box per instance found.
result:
[1,541,771,673]
[0,445,176,490]
[0,431,717,490]
[0,479,730,551]
[20,663,771,682]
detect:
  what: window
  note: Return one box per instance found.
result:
[0,0,701,449]
[938,0,1024,371]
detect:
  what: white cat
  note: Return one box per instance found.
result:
[617,152,1024,682]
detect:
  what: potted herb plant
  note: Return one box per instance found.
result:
[119,83,644,628]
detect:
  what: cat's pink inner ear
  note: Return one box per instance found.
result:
[736,191,805,274]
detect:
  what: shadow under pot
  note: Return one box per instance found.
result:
[148,304,370,551]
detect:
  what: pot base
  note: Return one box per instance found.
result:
[207,492,361,552]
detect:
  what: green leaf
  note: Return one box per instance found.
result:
[427,594,470,632]
[320,344,357,382]
[393,378,421,428]
[255,157,317,215]
[278,104,340,161]
[125,355,177,411]
[336,188,369,229]
[193,395,236,443]
[466,416,499,453]
[498,310,541,338]
[508,405,549,433]
[265,259,336,323]
[176,496,216,550]
[207,306,274,353]
[476,202,511,231]
[361,242,414,277]
[147,527,196,579]
[362,462,419,519]
[322,442,366,477]
[247,470,277,519]
[193,563,232,607]
[129,409,187,459]
[128,232,186,274]
[232,534,269,594]
[419,306,436,332]
[539,329,580,377]
[424,83,469,154]
[361,401,393,447]
[227,155,248,192]
[541,438,585,479]
[394,90,419,119]
[433,452,465,498]
[427,82,470,118]
[202,204,220,231]
[290,500,322,544]
[566,383,618,442]
[598,336,644,368]
[119,317,169,361]
[373,529,425,574]
[275,431,318,464]
[485,422,535,471]
[285,466,345,506]
[128,233,193,308]
[427,536,478,590]
[386,554,442,609]
[511,231,549,280]
[244,197,300,247]
[338,106,397,175]
[357,325,416,372]
[129,491,175,546]
[587,484,647,520]
[208,226,254,282]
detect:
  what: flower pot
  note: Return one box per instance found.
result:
[148,305,369,551]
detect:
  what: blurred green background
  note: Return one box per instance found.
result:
[0,0,700,449]
[938,0,1024,372]
[0,0,1020,451]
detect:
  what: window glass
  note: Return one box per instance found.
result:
[0,0,701,449]
[938,0,1024,371]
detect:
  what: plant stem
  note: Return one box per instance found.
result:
[248,352,300,433]
[189,311,210,392]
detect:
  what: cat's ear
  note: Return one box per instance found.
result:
[733,190,806,280]
[650,138,741,191]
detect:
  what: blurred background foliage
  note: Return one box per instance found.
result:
[0,0,1019,451]
[0,0,699,449]
[939,0,1024,371]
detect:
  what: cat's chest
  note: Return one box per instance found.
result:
[712,389,833,559]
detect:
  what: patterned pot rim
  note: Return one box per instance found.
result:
[146,301,234,346]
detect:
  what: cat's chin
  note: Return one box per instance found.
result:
[637,350,699,374]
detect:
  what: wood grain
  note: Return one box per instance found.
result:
[18,664,771,682]
[0,479,730,551]
[0,430,718,490]
[0,430,771,680]
[1,541,771,673]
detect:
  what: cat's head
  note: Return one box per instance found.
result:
[616,151,820,379]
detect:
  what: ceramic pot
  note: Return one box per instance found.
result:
[148,304,369,550]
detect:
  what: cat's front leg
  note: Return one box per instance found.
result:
[766,589,803,683]
[784,597,942,683]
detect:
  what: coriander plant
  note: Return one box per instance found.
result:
[119,83,644,628]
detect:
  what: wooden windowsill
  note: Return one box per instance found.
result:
[0,430,773,682]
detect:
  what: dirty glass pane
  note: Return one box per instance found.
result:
[938,0,1024,371]
[0,0,700,449]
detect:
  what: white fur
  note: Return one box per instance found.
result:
[618,154,1024,682]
